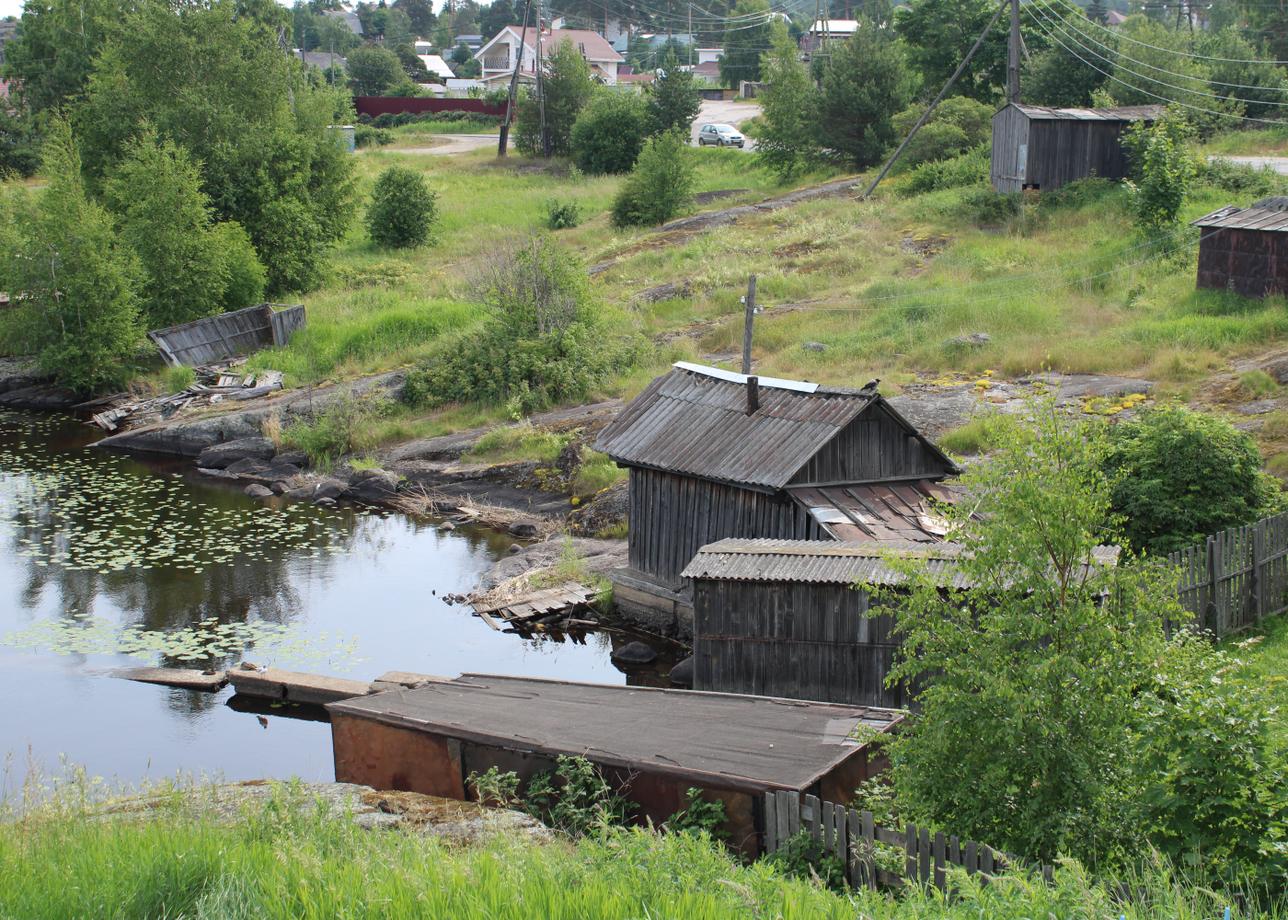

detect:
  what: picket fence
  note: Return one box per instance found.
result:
[1168,510,1288,638]
[763,790,1053,892]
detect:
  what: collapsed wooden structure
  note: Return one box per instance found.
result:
[990,103,1162,193]
[1193,197,1288,298]
[328,673,904,855]
[148,303,306,367]
[88,365,283,432]
[593,362,958,634]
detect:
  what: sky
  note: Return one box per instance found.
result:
[0,0,311,24]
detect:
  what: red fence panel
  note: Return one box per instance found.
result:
[353,96,507,118]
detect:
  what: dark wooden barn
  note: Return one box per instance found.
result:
[684,540,1121,708]
[592,362,958,635]
[1193,198,1288,297]
[990,103,1163,194]
[328,673,904,856]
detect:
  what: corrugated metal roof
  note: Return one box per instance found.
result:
[681,538,1120,586]
[1010,103,1164,122]
[593,363,877,490]
[1192,204,1288,232]
[789,480,960,543]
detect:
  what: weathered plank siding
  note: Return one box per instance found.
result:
[790,404,952,485]
[990,104,1030,193]
[1196,227,1288,297]
[1169,510,1288,637]
[991,104,1155,193]
[149,303,306,367]
[628,468,822,586]
[693,579,905,708]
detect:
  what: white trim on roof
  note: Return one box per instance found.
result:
[672,361,820,393]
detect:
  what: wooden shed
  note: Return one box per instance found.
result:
[328,673,904,856]
[592,362,958,635]
[990,103,1163,194]
[1192,198,1288,297]
[684,540,1121,708]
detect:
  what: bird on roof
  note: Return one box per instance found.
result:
[860,378,880,393]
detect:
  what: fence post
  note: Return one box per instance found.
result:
[764,792,778,853]
[905,824,917,881]
[1252,522,1264,626]
[1205,535,1220,635]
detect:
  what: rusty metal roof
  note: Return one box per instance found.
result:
[788,479,960,543]
[593,363,879,490]
[1010,103,1164,122]
[329,673,904,792]
[681,538,1120,587]
[1192,204,1288,232]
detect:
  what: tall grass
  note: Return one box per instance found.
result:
[0,785,1280,919]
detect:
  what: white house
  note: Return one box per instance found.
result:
[475,26,625,85]
[418,54,456,79]
[696,47,723,65]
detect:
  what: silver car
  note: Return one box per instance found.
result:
[697,123,745,148]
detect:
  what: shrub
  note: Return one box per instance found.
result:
[1103,406,1284,554]
[1122,115,1196,233]
[1239,369,1279,399]
[283,391,392,468]
[570,92,651,174]
[890,96,992,170]
[354,125,393,148]
[209,221,267,311]
[1036,176,1120,211]
[901,145,988,194]
[515,39,595,157]
[366,166,438,249]
[524,755,632,837]
[762,832,847,891]
[611,131,695,228]
[544,199,581,230]
[937,413,1016,455]
[664,788,727,839]
[958,187,1022,225]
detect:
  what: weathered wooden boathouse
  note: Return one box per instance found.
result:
[592,362,958,634]
[685,539,1121,708]
[1192,198,1288,298]
[328,673,904,855]
[990,103,1162,193]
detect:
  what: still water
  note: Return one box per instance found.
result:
[0,411,631,791]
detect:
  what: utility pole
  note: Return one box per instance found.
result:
[498,0,534,157]
[537,0,549,158]
[688,4,693,67]
[741,275,757,375]
[1006,0,1021,104]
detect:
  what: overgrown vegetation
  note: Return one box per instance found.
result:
[366,166,438,249]
[612,131,696,227]
[282,391,392,469]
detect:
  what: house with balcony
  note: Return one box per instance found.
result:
[475,26,624,85]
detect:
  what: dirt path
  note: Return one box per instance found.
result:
[388,134,499,156]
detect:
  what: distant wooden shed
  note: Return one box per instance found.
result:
[328,673,904,856]
[1193,198,1288,297]
[990,103,1163,193]
[592,362,958,635]
[684,540,1121,708]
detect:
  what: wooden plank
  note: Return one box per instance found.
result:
[860,809,875,890]
[786,793,800,838]
[933,830,946,890]
[764,792,778,852]
[775,791,791,847]
[905,824,916,881]
[227,666,371,705]
[821,801,834,852]
[804,794,820,841]
[965,840,977,875]
[919,826,931,883]
[115,667,227,693]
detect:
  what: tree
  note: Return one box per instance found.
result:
[516,38,595,157]
[394,0,437,36]
[1,0,119,113]
[1121,114,1195,232]
[73,0,356,296]
[209,222,267,311]
[1023,44,1107,108]
[646,53,701,136]
[1103,406,1283,554]
[392,42,431,82]
[367,166,438,248]
[479,0,519,39]
[895,0,1008,102]
[571,91,652,174]
[6,120,142,394]
[755,33,821,181]
[349,45,405,95]
[103,130,232,329]
[881,400,1180,862]
[612,130,695,227]
[889,94,991,170]
[817,21,917,169]
[720,0,778,87]
[1200,27,1288,120]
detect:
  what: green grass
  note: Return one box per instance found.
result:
[938,412,1017,456]
[1235,615,1288,749]
[0,783,1280,920]
[466,423,570,464]
[572,449,626,496]
[1240,369,1281,399]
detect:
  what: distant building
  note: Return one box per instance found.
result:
[323,9,364,37]
[418,54,455,80]
[475,26,624,85]
[0,18,18,67]
[990,102,1163,193]
[696,47,722,65]
[1105,9,1128,25]
[1194,197,1288,298]
[296,49,347,73]
[451,34,484,53]
[799,19,859,53]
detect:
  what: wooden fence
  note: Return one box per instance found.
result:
[1168,511,1288,638]
[763,790,1051,892]
[148,303,305,367]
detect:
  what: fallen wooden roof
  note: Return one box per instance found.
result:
[681,539,1121,587]
[594,362,953,491]
[788,479,958,543]
[329,674,904,792]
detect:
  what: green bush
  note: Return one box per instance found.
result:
[544,199,581,230]
[523,755,632,837]
[1122,116,1195,233]
[1103,405,1284,554]
[571,92,651,175]
[611,131,695,228]
[1036,176,1121,212]
[209,221,267,311]
[354,125,393,148]
[366,166,438,249]
[664,788,727,839]
[957,186,1022,226]
[891,96,993,170]
[762,832,847,891]
[283,391,392,468]
[1199,157,1288,198]
[901,145,988,194]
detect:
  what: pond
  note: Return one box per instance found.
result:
[0,411,646,793]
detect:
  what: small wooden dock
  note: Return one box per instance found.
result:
[468,582,599,632]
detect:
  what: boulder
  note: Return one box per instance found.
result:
[244,484,274,499]
[945,331,991,350]
[346,469,400,504]
[669,655,694,688]
[270,481,290,495]
[802,341,827,353]
[508,521,540,539]
[197,437,277,470]
[275,449,310,469]
[611,640,658,667]
[439,520,456,531]
[312,479,348,502]
[224,458,302,483]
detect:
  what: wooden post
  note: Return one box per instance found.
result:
[1205,535,1219,635]
[1251,522,1264,625]
[1007,0,1021,104]
[741,275,757,374]
[498,0,534,157]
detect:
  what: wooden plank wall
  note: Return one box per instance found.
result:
[789,405,952,486]
[693,580,906,708]
[990,106,1028,193]
[1027,120,1133,192]
[762,790,1052,893]
[1168,510,1288,638]
[627,469,824,585]
[1196,228,1288,298]
[148,304,305,367]
[269,304,307,346]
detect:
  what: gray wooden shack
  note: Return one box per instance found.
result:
[684,539,1121,708]
[1192,198,1288,297]
[990,103,1163,193]
[592,362,958,636]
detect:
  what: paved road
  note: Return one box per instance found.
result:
[692,98,760,150]
[1208,154,1288,174]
